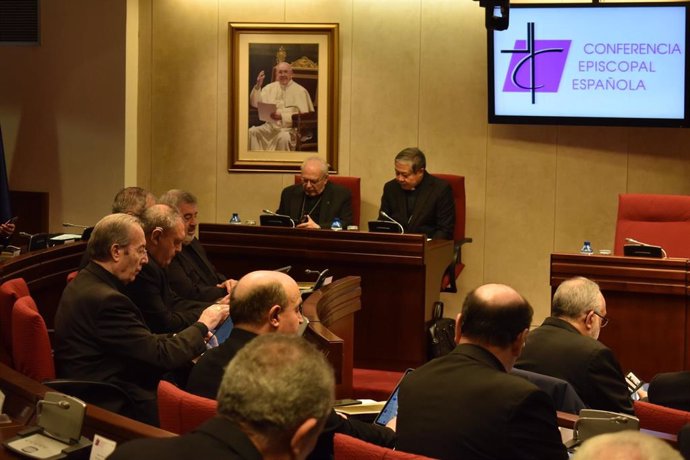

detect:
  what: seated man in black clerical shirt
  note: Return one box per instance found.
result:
[159,189,235,303]
[125,204,228,334]
[396,283,568,460]
[276,156,353,229]
[54,213,227,425]
[516,276,636,415]
[186,270,396,459]
[379,147,455,240]
[110,334,333,460]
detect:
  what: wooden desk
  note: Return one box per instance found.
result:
[199,224,453,371]
[0,362,173,459]
[551,253,690,381]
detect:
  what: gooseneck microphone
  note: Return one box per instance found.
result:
[261,209,296,228]
[625,237,652,246]
[625,237,667,258]
[380,211,405,234]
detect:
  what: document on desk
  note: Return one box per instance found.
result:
[258,102,278,123]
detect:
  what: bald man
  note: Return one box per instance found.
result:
[248,61,314,151]
[186,270,396,459]
[186,270,303,397]
[396,283,568,460]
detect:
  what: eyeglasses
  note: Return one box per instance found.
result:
[591,310,609,328]
[300,176,325,185]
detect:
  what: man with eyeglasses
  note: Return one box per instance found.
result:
[276,156,353,229]
[159,189,236,303]
[515,276,635,414]
[54,213,227,425]
[125,204,230,334]
[379,147,454,240]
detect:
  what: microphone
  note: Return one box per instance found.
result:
[19,231,33,238]
[62,222,89,229]
[261,209,295,228]
[625,237,667,258]
[625,237,652,247]
[380,211,405,234]
[38,399,71,410]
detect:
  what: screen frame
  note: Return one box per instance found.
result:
[487,2,690,128]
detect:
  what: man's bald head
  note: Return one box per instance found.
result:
[459,283,533,348]
[230,270,301,330]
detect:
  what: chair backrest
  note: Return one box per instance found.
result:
[334,433,435,459]
[157,380,217,435]
[614,194,690,258]
[434,174,467,243]
[12,295,55,382]
[293,175,361,227]
[0,278,30,364]
[634,400,690,434]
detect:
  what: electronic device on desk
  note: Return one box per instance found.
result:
[3,392,92,459]
[368,211,404,234]
[260,210,295,228]
[298,269,332,299]
[623,238,666,258]
[564,409,639,452]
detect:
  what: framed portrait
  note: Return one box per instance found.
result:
[228,23,339,172]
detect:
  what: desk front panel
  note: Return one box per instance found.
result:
[200,224,452,370]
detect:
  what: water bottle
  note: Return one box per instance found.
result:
[330,217,343,231]
[229,213,241,224]
[580,240,593,255]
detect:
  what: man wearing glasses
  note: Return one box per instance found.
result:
[515,276,635,414]
[276,156,353,229]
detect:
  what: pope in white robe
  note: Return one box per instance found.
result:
[249,62,315,151]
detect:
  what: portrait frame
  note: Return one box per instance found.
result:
[228,23,339,173]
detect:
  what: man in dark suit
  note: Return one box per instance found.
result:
[186,269,396,458]
[159,189,235,303]
[125,204,228,334]
[54,213,227,425]
[277,156,353,229]
[396,283,568,460]
[516,276,635,415]
[379,147,454,240]
[110,334,334,460]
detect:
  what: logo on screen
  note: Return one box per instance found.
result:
[502,23,571,104]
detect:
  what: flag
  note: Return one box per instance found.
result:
[0,125,12,222]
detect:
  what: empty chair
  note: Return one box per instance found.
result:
[0,277,30,365]
[614,193,690,258]
[157,380,217,435]
[434,174,471,293]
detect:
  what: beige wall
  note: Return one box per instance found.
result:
[144,0,690,321]
[0,0,127,230]
[3,1,690,324]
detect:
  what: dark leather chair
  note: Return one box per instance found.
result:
[434,174,471,293]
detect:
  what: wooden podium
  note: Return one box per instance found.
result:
[199,224,453,371]
[551,253,690,381]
